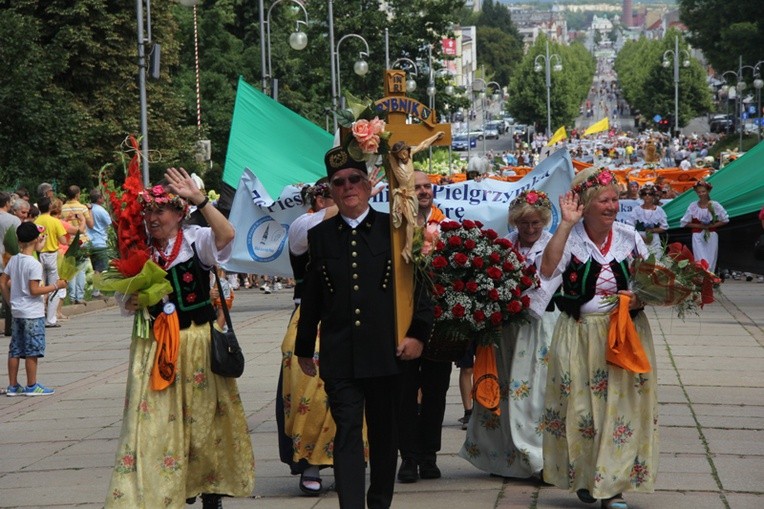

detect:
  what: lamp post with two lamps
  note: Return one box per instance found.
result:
[661,35,690,138]
[534,40,562,137]
[259,0,309,101]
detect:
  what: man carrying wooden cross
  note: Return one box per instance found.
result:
[295,144,433,509]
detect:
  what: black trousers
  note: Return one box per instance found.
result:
[398,357,453,462]
[324,375,399,509]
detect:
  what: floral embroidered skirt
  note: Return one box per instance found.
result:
[281,308,336,467]
[105,322,255,508]
[541,311,658,499]
[280,308,368,467]
[459,310,558,478]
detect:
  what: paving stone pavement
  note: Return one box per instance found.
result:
[0,280,762,509]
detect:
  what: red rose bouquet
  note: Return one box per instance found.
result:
[428,219,537,346]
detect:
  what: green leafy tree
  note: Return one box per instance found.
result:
[679,0,764,75]
[615,30,712,128]
[507,36,595,134]
[0,1,192,188]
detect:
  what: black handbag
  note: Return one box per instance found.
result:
[755,233,764,261]
[210,269,244,378]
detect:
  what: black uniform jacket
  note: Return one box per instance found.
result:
[294,208,433,379]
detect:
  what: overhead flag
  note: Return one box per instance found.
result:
[583,117,609,136]
[546,126,567,146]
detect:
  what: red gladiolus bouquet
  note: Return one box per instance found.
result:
[606,242,721,320]
[94,135,171,338]
[428,219,537,346]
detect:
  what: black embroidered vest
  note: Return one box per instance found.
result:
[149,246,215,330]
[553,256,630,320]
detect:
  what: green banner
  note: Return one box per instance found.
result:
[222,77,333,199]
[663,141,764,227]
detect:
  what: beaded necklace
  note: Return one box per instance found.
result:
[152,228,184,269]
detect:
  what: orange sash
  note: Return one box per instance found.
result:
[150,310,180,390]
[606,294,651,373]
[472,344,501,415]
[428,206,446,225]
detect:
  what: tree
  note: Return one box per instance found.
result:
[507,36,595,133]
[679,0,764,74]
[614,30,712,128]
[0,0,193,188]
[476,27,523,90]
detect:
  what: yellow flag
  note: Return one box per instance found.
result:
[583,117,610,136]
[546,126,567,146]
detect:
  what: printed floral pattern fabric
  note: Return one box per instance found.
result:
[105,323,255,508]
[541,312,658,499]
[281,308,368,467]
[458,309,558,478]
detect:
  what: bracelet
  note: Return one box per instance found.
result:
[196,196,209,210]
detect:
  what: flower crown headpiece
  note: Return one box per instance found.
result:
[138,184,188,215]
[571,168,617,196]
[693,179,713,191]
[510,189,552,210]
[303,182,331,202]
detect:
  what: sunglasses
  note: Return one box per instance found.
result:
[331,174,366,187]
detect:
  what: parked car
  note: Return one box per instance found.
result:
[451,134,477,151]
[709,116,734,134]
[465,127,484,140]
[485,121,504,136]
[484,122,499,140]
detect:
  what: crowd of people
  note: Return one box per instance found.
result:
[1,135,756,509]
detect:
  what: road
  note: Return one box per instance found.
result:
[1,281,762,508]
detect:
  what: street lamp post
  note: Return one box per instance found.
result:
[260,0,309,101]
[661,35,690,138]
[534,40,562,137]
[471,78,486,157]
[722,56,747,153]
[136,0,154,186]
[333,34,370,117]
[753,61,764,143]
[391,57,419,93]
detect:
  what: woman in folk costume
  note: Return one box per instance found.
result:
[277,179,369,495]
[540,167,658,509]
[105,168,254,509]
[459,190,560,478]
[626,186,668,256]
[680,180,729,272]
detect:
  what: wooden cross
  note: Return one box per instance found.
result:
[375,70,451,345]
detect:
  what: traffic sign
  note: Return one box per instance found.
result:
[748,105,756,114]
[653,114,662,123]
[742,112,748,120]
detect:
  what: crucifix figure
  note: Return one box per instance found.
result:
[387,132,444,263]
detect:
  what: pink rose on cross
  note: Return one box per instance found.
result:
[352,119,374,143]
[369,117,386,135]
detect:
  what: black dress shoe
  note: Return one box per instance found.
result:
[397,458,418,483]
[419,459,441,479]
[201,493,223,509]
